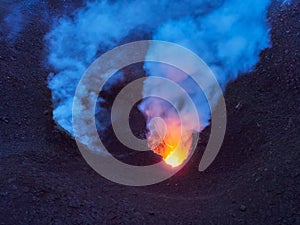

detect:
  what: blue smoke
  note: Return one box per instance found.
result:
[45,0,273,145]
[140,0,271,132]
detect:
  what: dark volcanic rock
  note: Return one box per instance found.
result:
[0,1,299,225]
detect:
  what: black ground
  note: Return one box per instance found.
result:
[0,1,299,224]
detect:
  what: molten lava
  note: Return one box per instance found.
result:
[152,139,190,167]
[147,118,192,167]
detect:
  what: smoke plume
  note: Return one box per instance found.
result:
[45,0,273,153]
[140,0,270,133]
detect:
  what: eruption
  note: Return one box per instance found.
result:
[146,110,192,167]
[151,124,193,168]
[138,0,271,166]
[44,0,278,167]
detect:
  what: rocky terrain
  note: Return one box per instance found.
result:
[0,1,299,224]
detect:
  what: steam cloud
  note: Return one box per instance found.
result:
[45,0,276,152]
[140,0,270,134]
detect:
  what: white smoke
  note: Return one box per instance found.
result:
[140,0,270,134]
[46,0,273,152]
[46,0,224,135]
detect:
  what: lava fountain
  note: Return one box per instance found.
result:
[141,92,197,168]
[147,116,193,167]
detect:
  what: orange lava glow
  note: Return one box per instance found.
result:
[148,118,192,168]
[152,136,191,168]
